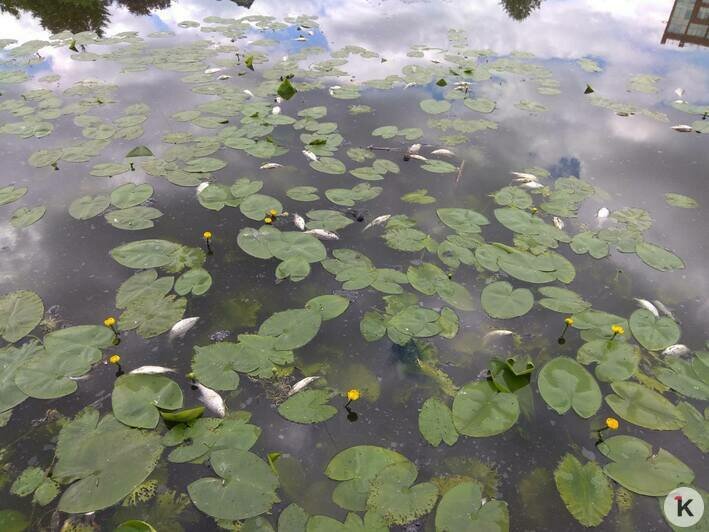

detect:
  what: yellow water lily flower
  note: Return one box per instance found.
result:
[611,324,625,335]
[203,231,212,240]
[264,217,273,224]
[346,389,361,402]
[268,209,278,217]
[108,354,121,365]
[564,317,574,326]
[606,417,619,430]
[103,316,116,327]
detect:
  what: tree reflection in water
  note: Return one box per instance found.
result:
[500,0,543,21]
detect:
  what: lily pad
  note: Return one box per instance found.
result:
[437,208,489,233]
[480,281,534,319]
[0,186,28,206]
[90,162,131,177]
[110,240,182,269]
[537,357,601,418]
[112,374,183,429]
[629,309,680,351]
[69,195,110,220]
[604,381,685,430]
[278,390,337,424]
[554,454,612,527]
[326,183,382,206]
[110,183,154,208]
[452,381,519,437]
[259,309,322,350]
[105,206,163,230]
[305,295,350,320]
[310,157,346,175]
[635,242,684,271]
[664,193,698,208]
[119,295,186,338]
[420,99,451,114]
[240,194,283,221]
[10,206,46,228]
[287,186,319,202]
[577,340,640,382]
[418,397,458,447]
[0,290,44,343]
[175,268,212,296]
[421,160,457,173]
[163,417,261,463]
[435,481,509,532]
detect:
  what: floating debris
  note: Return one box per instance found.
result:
[169,317,199,339]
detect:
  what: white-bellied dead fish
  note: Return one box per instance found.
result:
[169,317,199,339]
[511,171,538,181]
[302,149,318,162]
[404,82,417,89]
[243,89,255,98]
[409,154,428,161]
[408,143,422,154]
[288,376,321,396]
[662,344,690,357]
[483,329,515,343]
[653,300,677,321]
[204,67,222,74]
[218,74,231,80]
[272,106,281,115]
[196,182,210,194]
[552,216,565,230]
[130,366,177,375]
[634,298,659,317]
[674,87,685,98]
[195,383,225,417]
[431,148,455,157]
[304,229,339,240]
[518,181,544,190]
[363,214,391,232]
[597,207,610,218]
[293,213,305,230]
[671,125,693,132]
[260,162,283,169]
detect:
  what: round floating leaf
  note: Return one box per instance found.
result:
[452,381,519,437]
[635,242,684,271]
[604,381,685,430]
[192,342,240,390]
[90,162,131,177]
[163,417,261,463]
[422,160,457,173]
[278,504,308,532]
[418,397,458,447]
[325,184,382,207]
[160,406,205,424]
[33,478,59,506]
[310,157,346,175]
[538,286,591,314]
[655,359,709,401]
[629,309,680,351]
[175,268,212,296]
[420,99,451,114]
[115,521,157,532]
[105,206,163,230]
[664,193,698,208]
[110,239,181,269]
[492,186,532,209]
[436,208,489,233]
[554,454,612,527]
[237,227,276,259]
[435,481,509,532]
[0,290,43,342]
[481,281,534,319]
[28,148,62,168]
[53,408,163,513]
[116,270,173,309]
[305,295,350,320]
[184,157,227,173]
[0,510,28,532]
[258,309,322,350]
[111,374,183,429]
[0,185,28,206]
[187,449,279,520]
[110,183,154,208]
[10,206,46,228]
[305,210,353,232]
[537,357,601,418]
[125,146,153,158]
[10,466,45,497]
[118,295,186,338]
[69,194,110,220]
[277,390,337,424]
[232,334,294,378]
[577,340,640,382]
[230,178,263,199]
[676,402,709,452]
[0,342,41,412]
[240,194,283,221]
[287,186,319,202]
[464,97,496,113]
[598,435,694,496]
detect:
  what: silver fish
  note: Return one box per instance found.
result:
[304,229,339,240]
[260,162,283,169]
[404,82,417,89]
[519,181,544,190]
[243,89,255,98]
[410,154,428,161]
[272,106,281,115]
[408,143,422,154]
[674,87,685,98]
[293,213,305,230]
[130,366,177,375]
[662,344,690,357]
[634,298,659,317]
[217,74,231,80]
[511,171,538,181]
[169,317,199,339]
[653,300,677,321]
[671,125,693,132]
[552,216,565,230]
[196,383,226,417]
[275,96,283,104]
[483,329,515,343]
[597,207,610,218]
[431,148,455,157]
[288,376,321,396]
[295,36,307,42]
[204,67,222,74]
[196,182,210,194]
[302,149,318,162]
[363,214,391,232]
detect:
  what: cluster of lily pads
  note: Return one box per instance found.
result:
[0,9,707,532]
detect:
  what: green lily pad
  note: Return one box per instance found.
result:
[259,309,322,350]
[310,157,346,175]
[175,268,212,296]
[437,208,489,233]
[0,341,41,412]
[115,520,156,532]
[418,397,458,447]
[10,467,45,497]
[278,390,337,424]
[305,295,350,320]
[570,232,609,259]
[655,358,709,400]
[110,183,154,208]
[112,374,183,429]
[452,381,519,437]
[604,381,685,430]
[629,309,680,351]
[116,270,173,308]
[420,99,451,114]
[90,162,131,177]
[163,417,261,463]
[366,461,438,525]
[401,189,436,204]
[110,239,182,269]
[537,357,601,418]
[0,290,44,342]
[481,281,534,319]
[119,294,186,338]
[635,242,684,272]
[69,194,110,220]
[28,148,62,168]
[192,342,241,390]
[538,286,591,314]
[664,193,698,208]
[184,157,227,173]
[240,194,283,221]
[277,78,297,100]
[160,406,205,424]
[464,98,496,113]
[53,408,163,513]
[287,186,319,202]
[554,454,612,527]
[577,340,640,382]
[0,510,28,532]
[435,481,509,532]
[125,146,153,158]
[105,206,163,230]
[231,178,263,199]
[10,206,46,228]
[598,435,694,496]
[492,186,532,209]
[0,185,28,206]
[326,183,382,206]
[421,160,457,173]
[676,402,708,452]
[305,210,353,231]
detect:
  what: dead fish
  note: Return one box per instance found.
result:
[195,383,226,417]
[410,154,428,161]
[662,344,690,357]
[288,376,321,396]
[552,216,565,230]
[511,171,538,181]
[674,87,685,98]
[302,149,318,162]
[293,213,305,230]
[169,317,199,339]
[243,89,255,98]
[130,366,177,375]
[260,162,283,169]
[68,374,92,381]
[328,85,342,96]
[363,214,391,231]
[653,300,677,321]
[431,148,455,157]
[272,106,281,115]
[295,35,307,42]
[218,74,231,80]
[408,143,422,154]
[204,67,222,74]
[634,298,659,317]
[404,82,417,89]
[304,228,339,240]
[671,125,693,132]
[597,207,610,218]
[483,329,515,343]
[282,55,289,62]
[518,181,544,190]
[275,96,283,104]
[196,182,210,194]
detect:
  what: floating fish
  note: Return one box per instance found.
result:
[410,154,428,161]
[130,366,177,375]
[408,143,422,154]
[275,96,283,104]
[260,162,283,169]
[68,374,92,381]
[552,216,565,230]
[196,182,210,194]
[204,67,221,74]
[304,229,339,240]
[511,171,538,181]
[282,55,289,62]
[302,149,318,162]
[288,376,321,396]
[363,214,391,231]
[404,82,417,89]
[483,329,515,343]
[431,148,455,157]
[653,300,677,321]
[217,75,231,80]
[597,207,610,218]
[674,87,685,98]
[634,298,659,317]
[295,35,307,42]
[671,125,693,132]
[662,344,690,357]
[518,181,544,190]
[195,383,226,417]
[169,317,199,339]
[243,89,255,98]
[293,213,305,230]
[272,106,281,115]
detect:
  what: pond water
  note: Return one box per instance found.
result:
[0,0,707,531]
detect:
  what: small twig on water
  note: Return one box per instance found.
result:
[367,145,394,151]
[456,160,465,184]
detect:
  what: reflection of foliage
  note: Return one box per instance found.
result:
[122,479,158,506]
[221,296,262,328]
[517,467,554,527]
[442,457,500,498]
[112,489,196,532]
[116,0,171,15]
[500,0,543,20]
